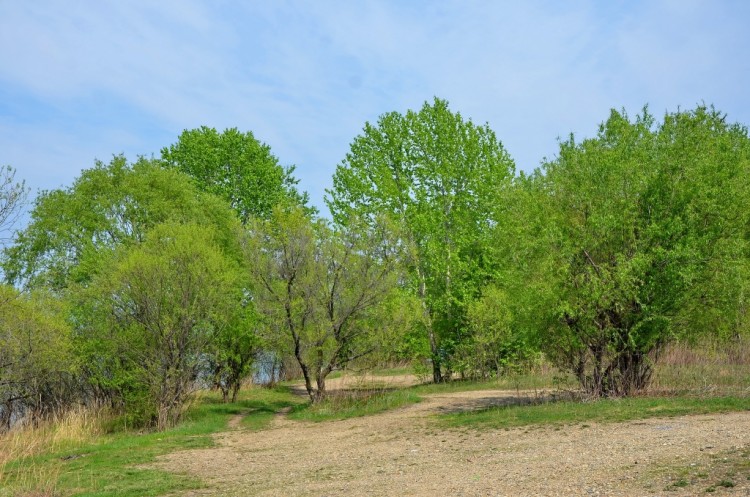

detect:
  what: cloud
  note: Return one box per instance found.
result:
[1,0,749,214]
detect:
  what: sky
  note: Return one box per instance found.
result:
[1,0,749,218]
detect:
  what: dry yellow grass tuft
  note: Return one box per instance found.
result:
[0,406,106,496]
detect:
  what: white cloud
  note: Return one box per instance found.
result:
[1,0,749,213]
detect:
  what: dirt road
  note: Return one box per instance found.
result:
[154,388,750,496]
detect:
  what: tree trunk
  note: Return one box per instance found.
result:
[314,373,326,403]
[429,328,442,383]
[231,381,241,403]
[417,267,442,383]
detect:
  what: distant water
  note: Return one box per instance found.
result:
[253,350,282,385]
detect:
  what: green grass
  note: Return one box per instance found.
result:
[237,386,303,431]
[288,389,421,422]
[439,395,750,430]
[0,386,301,497]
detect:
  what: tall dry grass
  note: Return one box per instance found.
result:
[650,336,750,394]
[0,405,107,497]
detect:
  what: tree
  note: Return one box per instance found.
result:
[159,127,311,395]
[246,206,401,402]
[0,165,28,244]
[80,222,243,429]
[3,155,240,291]
[538,106,750,397]
[160,126,309,223]
[0,285,75,430]
[1,156,258,419]
[208,299,261,403]
[327,98,515,382]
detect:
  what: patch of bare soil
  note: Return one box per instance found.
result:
[154,389,750,496]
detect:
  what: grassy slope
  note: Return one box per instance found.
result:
[0,387,301,497]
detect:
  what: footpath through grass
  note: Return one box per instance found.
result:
[4,364,750,496]
[0,386,301,497]
[440,395,750,430]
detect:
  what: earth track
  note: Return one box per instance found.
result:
[153,386,750,496]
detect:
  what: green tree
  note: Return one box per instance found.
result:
[2,155,239,290]
[0,285,75,430]
[538,106,750,396]
[209,298,261,403]
[246,207,401,402]
[2,156,261,417]
[80,222,243,429]
[160,126,309,223]
[159,127,312,394]
[327,98,515,382]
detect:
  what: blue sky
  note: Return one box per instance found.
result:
[1,0,749,217]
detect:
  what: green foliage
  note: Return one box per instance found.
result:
[2,155,240,290]
[77,222,244,429]
[537,106,750,396]
[0,285,75,428]
[1,156,262,425]
[247,206,404,401]
[208,300,262,403]
[160,126,309,222]
[455,285,539,378]
[327,97,516,382]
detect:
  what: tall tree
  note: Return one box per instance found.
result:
[160,126,309,223]
[538,106,750,396]
[246,207,401,402]
[327,98,515,382]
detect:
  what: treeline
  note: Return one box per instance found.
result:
[1,99,748,430]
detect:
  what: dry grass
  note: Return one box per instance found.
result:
[0,405,107,497]
[650,337,750,395]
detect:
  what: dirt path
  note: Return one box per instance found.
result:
[154,389,750,496]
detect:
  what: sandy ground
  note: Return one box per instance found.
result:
[153,384,750,496]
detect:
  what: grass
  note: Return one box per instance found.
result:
[289,388,421,422]
[0,386,301,497]
[651,338,750,395]
[439,395,750,430]
[238,386,303,431]
[651,363,750,395]
[0,405,105,496]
